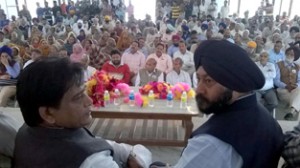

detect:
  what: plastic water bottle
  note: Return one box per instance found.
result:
[129,90,135,106]
[114,89,121,106]
[103,90,110,107]
[180,91,187,109]
[148,90,155,107]
[166,91,173,107]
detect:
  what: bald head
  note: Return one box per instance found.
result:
[145,58,157,72]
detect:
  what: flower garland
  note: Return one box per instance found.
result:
[171,82,196,100]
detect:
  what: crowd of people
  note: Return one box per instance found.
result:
[0,0,300,167]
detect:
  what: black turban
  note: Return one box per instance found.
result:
[194,40,265,92]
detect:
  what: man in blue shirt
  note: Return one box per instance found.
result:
[268,40,285,64]
[167,34,180,57]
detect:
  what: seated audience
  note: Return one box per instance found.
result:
[255,51,278,113]
[167,34,180,57]
[173,41,195,76]
[58,48,68,58]
[102,50,131,84]
[70,43,85,63]
[135,58,163,86]
[268,41,285,64]
[274,47,300,120]
[166,57,192,86]
[121,41,145,85]
[23,49,42,68]
[147,43,173,76]
[78,54,96,82]
[14,57,151,168]
[0,46,21,106]
[246,41,259,62]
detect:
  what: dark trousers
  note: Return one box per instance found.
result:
[256,89,278,113]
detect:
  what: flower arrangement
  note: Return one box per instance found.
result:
[139,81,171,99]
[171,82,196,100]
[86,70,130,107]
[134,93,149,107]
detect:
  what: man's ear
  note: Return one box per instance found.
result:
[38,107,56,124]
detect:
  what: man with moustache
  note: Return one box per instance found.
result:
[152,40,284,168]
[102,49,131,84]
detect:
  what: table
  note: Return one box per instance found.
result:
[89,98,199,147]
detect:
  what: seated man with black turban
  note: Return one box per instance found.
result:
[152,40,284,168]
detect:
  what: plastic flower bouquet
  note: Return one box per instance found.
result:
[139,81,171,99]
[171,82,196,100]
[86,70,130,107]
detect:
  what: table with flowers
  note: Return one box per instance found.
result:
[86,71,199,147]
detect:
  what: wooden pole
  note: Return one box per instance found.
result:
[237,0,241,16]
[288,0,293,17]
[278,0,283,15]
[15,0,20,16]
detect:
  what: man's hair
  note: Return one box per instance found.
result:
[179,40,186,45]
[285,46,298,55]
[174,57,183,65]
[156,43,165,48]
[190,30,198,35]
[146,58,157,65]
[290,26,300,33]
[275,40,282,44]
[131,40,139,45]
[110,49,121,56]
[17,57,84,126]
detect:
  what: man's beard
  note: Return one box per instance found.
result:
[196,89,233,115]
[112,60,121,66]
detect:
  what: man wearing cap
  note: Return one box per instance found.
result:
[171,40,283,167]
[103,15,115,32]
[167,35,181,57]
[246,41,259,62]
[0,46,21,106]
[73,20,87,37]
[274,47,300,120]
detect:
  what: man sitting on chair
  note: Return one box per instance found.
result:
[135,58,164,86]
[102,49,131,84]
[14,57,152,168]
[166,57,192,86]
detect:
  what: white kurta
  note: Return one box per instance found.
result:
[80,140,151,168]
[166,70,192,86]
[173,50,195,75]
